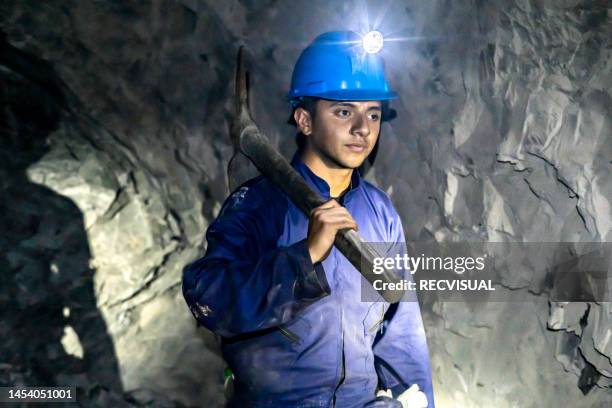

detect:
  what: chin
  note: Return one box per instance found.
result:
[323,149,367,169]
[339,157,366,169]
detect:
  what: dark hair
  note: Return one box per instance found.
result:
[287,97,396,151]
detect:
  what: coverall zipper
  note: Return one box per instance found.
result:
[332,293,345,406]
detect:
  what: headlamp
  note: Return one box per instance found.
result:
[362,31,384,54]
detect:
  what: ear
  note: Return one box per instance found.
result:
[293,107,313,135]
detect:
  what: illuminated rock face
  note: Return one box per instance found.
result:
[0,0,610,407]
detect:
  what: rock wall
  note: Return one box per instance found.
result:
[0,0,610,407]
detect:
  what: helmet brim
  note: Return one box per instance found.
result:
[288,89,398,103]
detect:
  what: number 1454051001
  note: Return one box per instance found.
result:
[1,387,76,403]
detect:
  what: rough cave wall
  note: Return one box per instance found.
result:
[0,0,610,407]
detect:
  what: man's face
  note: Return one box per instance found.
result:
[297,99,382,169]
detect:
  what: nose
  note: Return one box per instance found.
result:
[350,113,371,138]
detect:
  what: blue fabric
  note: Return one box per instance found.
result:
[287,31,398,103]
[182,153,435,407]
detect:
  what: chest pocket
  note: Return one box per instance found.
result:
[362,302,388,341]
[277,315,312,349]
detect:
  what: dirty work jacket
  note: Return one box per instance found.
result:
[182,153,435,408]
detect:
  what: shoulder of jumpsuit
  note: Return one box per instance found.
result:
[358,178,403,243]
[213,174,289,236]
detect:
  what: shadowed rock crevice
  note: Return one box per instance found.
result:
[0,34,124,405]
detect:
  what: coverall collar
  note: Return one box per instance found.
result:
[291,151,362,200]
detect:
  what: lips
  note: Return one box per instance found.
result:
[345,143,367,153]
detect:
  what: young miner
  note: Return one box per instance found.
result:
[182,31,435,408]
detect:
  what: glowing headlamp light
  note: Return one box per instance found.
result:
[362,31,384,54]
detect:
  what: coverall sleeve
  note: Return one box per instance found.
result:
[372,212,436,407]
[182,183,331,338]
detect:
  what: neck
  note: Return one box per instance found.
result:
[301,148,353,197]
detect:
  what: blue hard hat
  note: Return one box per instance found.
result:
[287,31,397,104]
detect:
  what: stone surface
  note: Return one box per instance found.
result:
[0,0,610,407]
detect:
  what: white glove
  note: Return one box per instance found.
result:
[376,389,393,399]
[397,384,428,408]
[376,384,428,408]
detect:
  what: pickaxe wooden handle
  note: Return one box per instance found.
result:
[231,47,404,303]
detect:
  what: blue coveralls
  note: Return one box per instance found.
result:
[182,153,435,407]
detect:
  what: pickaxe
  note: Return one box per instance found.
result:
[229,47,404,303]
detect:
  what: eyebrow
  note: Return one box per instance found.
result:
[329,101,382,111]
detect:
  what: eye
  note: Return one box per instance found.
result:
[368,112,381,121]
[335,109,352,118]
